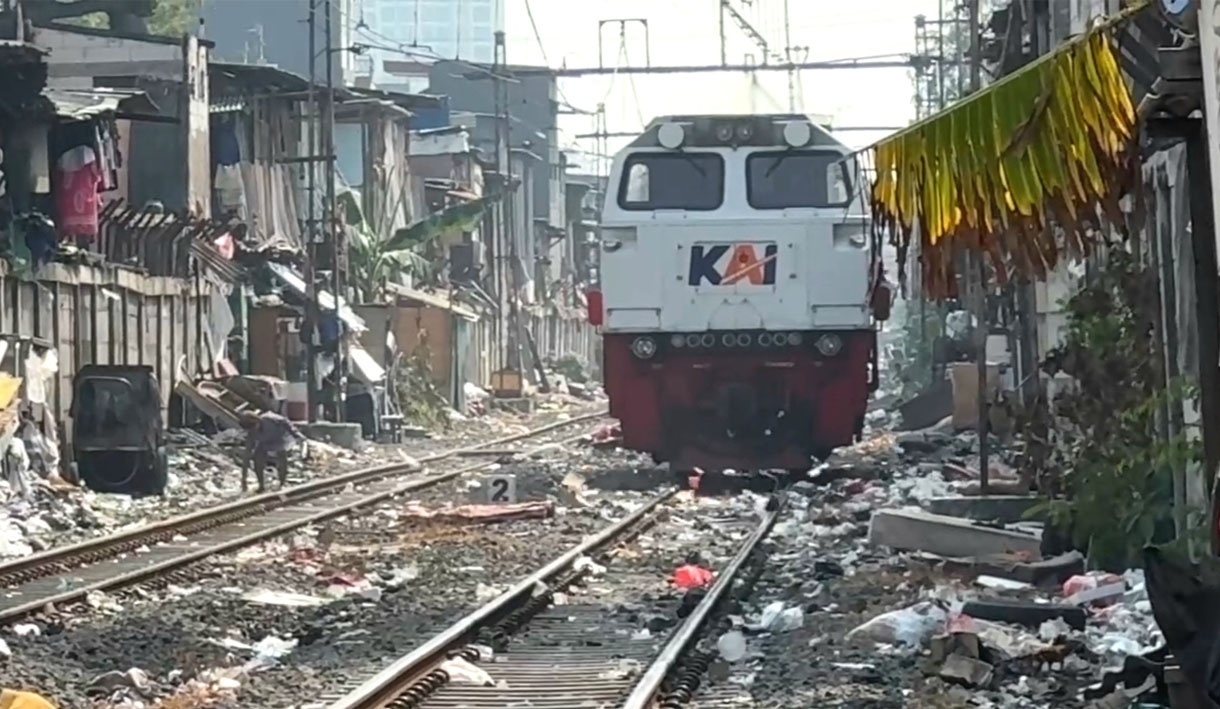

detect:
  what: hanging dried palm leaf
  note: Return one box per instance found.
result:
[869,2,1146,300]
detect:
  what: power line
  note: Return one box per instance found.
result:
[521,0,592,116]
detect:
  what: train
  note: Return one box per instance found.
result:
[586,113,890,477]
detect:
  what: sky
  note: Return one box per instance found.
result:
[499,0,950,169]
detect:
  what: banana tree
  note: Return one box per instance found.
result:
[342,189,499,303]
[868,4,1144,299]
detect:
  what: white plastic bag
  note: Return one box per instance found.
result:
[845,601,948,647]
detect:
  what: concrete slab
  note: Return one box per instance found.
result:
[868,508,1042,560]
[300,422,364,450]
[925,495,1042,523]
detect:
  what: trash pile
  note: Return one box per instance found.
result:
[703,422,1173,707]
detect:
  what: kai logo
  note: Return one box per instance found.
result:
[688,242,778,287]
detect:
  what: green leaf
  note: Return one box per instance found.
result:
[384,193,499,253]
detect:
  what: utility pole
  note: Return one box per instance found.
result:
[324,0,343,422]
[783,0,795,112]
[304,0,319,423]
[492,30,522,377]
[968,0,989,494]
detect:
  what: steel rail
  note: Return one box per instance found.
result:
[0,409,607,587]
[619,500,781,709]
[0,427,603,622]
[325,489,679,709]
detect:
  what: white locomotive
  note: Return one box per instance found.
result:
[588,114,889,474]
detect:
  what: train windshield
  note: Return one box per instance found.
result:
[746,150,853,209]
[618,152,724,211]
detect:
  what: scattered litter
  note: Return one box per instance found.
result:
[598,658,643,680]
[11,624,39,638]
[574,556,607,577]
[846,601,948,647]
[245,636,299,670]
[717,631,747,662]
[673,564,714,589]
[440,657,496,686]
[753,601,804,632]
[241,589,329,607]
[976,575,1033,591]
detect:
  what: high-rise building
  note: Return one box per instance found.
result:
[358,0,504,91]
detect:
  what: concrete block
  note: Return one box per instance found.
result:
[300,422,364,450]
[868,509,1042,559]
[925,495,1042,524]
[938,654,994,688]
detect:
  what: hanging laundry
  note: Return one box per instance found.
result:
[213,231,235,260]
[213,117,241,167]
[54,145,101,240]
[214,163,247,218]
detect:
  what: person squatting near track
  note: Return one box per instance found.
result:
[241,410,305,493]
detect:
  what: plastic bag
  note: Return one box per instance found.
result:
[673,564,714,589]
[755,601,804,632]
[845,601,948,647]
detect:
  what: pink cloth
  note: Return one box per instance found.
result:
[55,146,101,239]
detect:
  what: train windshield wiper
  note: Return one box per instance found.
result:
[675,151,707,177]
[764,150,793,179]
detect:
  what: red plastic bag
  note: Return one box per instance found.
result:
[673,564,714,589]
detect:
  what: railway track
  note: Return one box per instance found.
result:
[315,490,780,709]
[0,409,607,622]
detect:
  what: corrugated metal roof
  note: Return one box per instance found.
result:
[266,262,367,332]
[45,88,159,120]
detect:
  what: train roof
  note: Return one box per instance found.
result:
[628,114,847,150]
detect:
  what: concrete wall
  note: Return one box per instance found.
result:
[34,26,183,86]
[0,263,214,443]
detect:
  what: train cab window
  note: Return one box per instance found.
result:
[746,150,854,209]
[617,152,724,211]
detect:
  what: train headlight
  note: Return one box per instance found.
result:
[758,333,773,347]
[715,123,735,142]
[670,334,686,348]
[687,334,703,347]
[736,333,752,347]
[657,122,686,149]
[631,336,657,360]
[786,332,803,346]
[783,120,813,147]
[700,333,716,347]
[721,333,736,347]
[735,122,755,142]
[816,334,843,356]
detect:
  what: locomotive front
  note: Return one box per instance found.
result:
[590,114,885,475]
